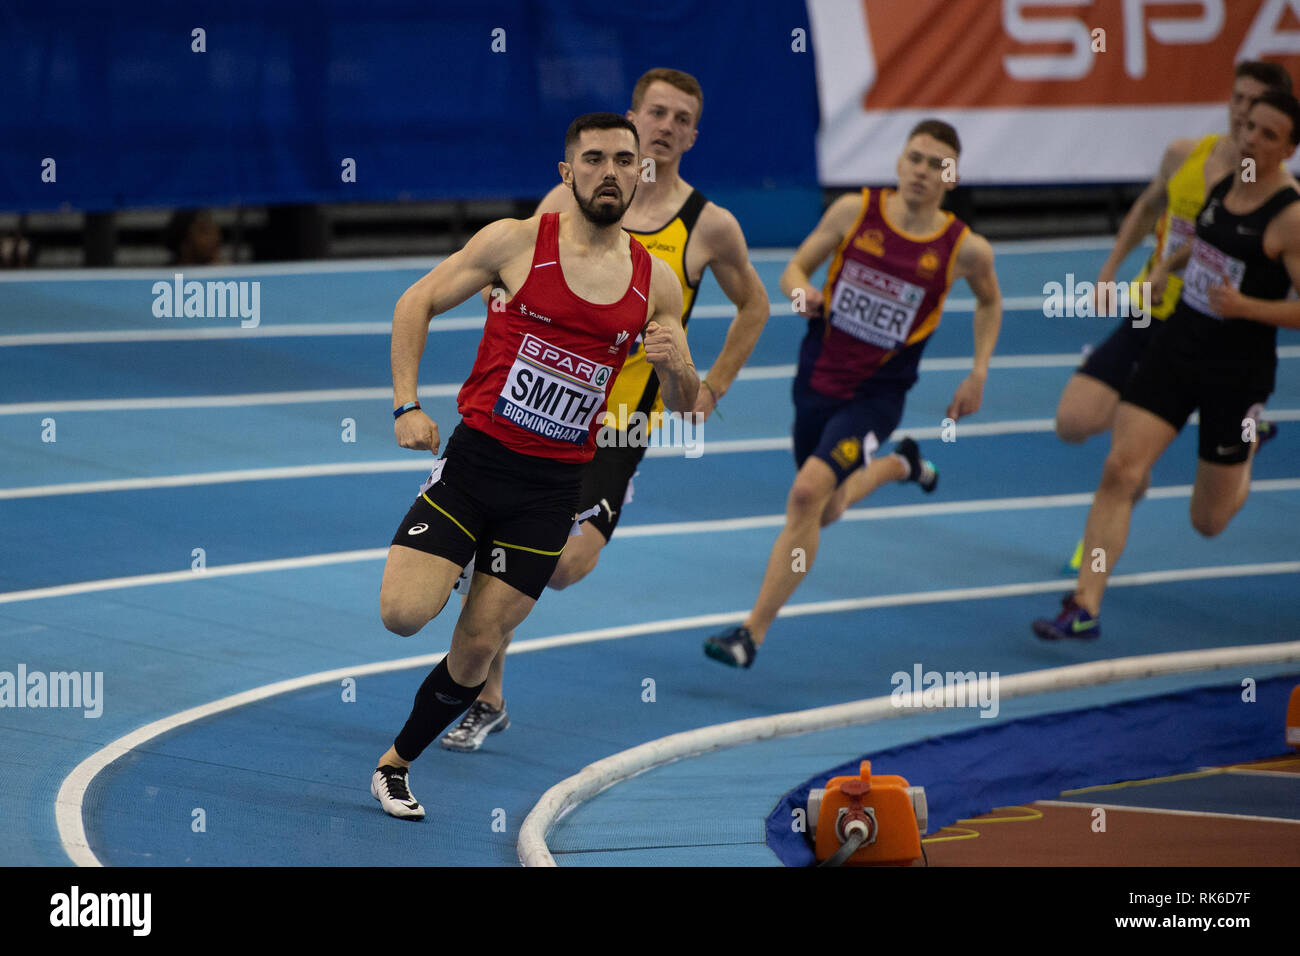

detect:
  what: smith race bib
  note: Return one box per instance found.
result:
[495,333,613,445]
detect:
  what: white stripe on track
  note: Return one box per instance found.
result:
[53,558,1300,867]
[0,384,460,415]
[7,289,1183,347]
[5,482,1300,604]
[1035,800,1300,826]
[0,302,766,347]
[7,416,1300,500]
[0,237,1138,287]
[6,350,1300,414]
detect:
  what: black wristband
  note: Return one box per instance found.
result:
[393,400,421,419]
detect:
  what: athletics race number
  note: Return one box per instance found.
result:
[828,260,926,349]
[1181,239,1246,320]
[494,333,613,445]
[1164,215,1195,260]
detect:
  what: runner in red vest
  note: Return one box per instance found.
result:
[370,113,698,819]
[704,119,1002,669]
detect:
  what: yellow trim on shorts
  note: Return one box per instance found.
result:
[421,493,476,542]
[490,539,565,556]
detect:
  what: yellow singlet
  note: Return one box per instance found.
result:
[1133,134,1218,320]
[604,188,708,432]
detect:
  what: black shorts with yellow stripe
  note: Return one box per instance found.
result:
[391,423,582,600]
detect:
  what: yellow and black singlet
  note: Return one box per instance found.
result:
[1133,133,1218,321]
[604,188,708,432]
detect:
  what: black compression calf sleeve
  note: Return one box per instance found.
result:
[392,658,485,762]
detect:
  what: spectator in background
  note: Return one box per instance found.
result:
[164,209,224,264]
[0,230,34,267]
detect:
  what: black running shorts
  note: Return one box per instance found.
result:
[792,379,906,486]
[1077,315,1160,392]
[391,424,583,600]
[575,436,646,541]
[1121,334,1273,466]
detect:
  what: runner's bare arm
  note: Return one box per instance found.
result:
[1211,203,1300,328]
[694,205,769,409]
[642,256,698,413]
[393,217,533,408]
[1098,138,1197,284]
[779,192,861,315]
[1147,241,1195,303]
[947,231,1001,420]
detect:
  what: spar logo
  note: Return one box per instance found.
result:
[519,334,610,388]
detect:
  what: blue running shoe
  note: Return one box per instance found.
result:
[704,626,757,668]
[1032,594,1100,641]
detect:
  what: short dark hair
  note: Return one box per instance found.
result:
[1236,60,1293,95]
[565,113,639,161]
[907,119,961,156]
[1249,89,1300,145]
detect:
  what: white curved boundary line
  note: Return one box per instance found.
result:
[517,641,1300,867]
[54,561,1300,866]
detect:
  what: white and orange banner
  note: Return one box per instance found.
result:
[809,0,1300,184]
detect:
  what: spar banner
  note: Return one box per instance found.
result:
[808,0,1300,185]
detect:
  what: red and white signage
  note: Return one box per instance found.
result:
[808,0,1300,184]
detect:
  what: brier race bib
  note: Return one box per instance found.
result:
[494,333,612,445]
[828,259,926,349]
[1181,238,1246,319]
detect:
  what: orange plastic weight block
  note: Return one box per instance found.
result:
[813,760,923,865]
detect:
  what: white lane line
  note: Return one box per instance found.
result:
[0,550,387,605]
[54,563,1300,867]
[0,237,1135,286]
[6,348,1300,414]
[1035,800,1300,826]
[3,467,1297,604]
[6,290,1185,347]
[515,638,1300,865]
[0,305,746,346]
[7,406,1300,500]
[0,384,460,415]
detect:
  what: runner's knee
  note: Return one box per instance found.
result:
[790,473,834,516]
[1100,451,1147,497]
[380,593,431,637]
[548,545,598,590]
[1056,407,1102,444]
